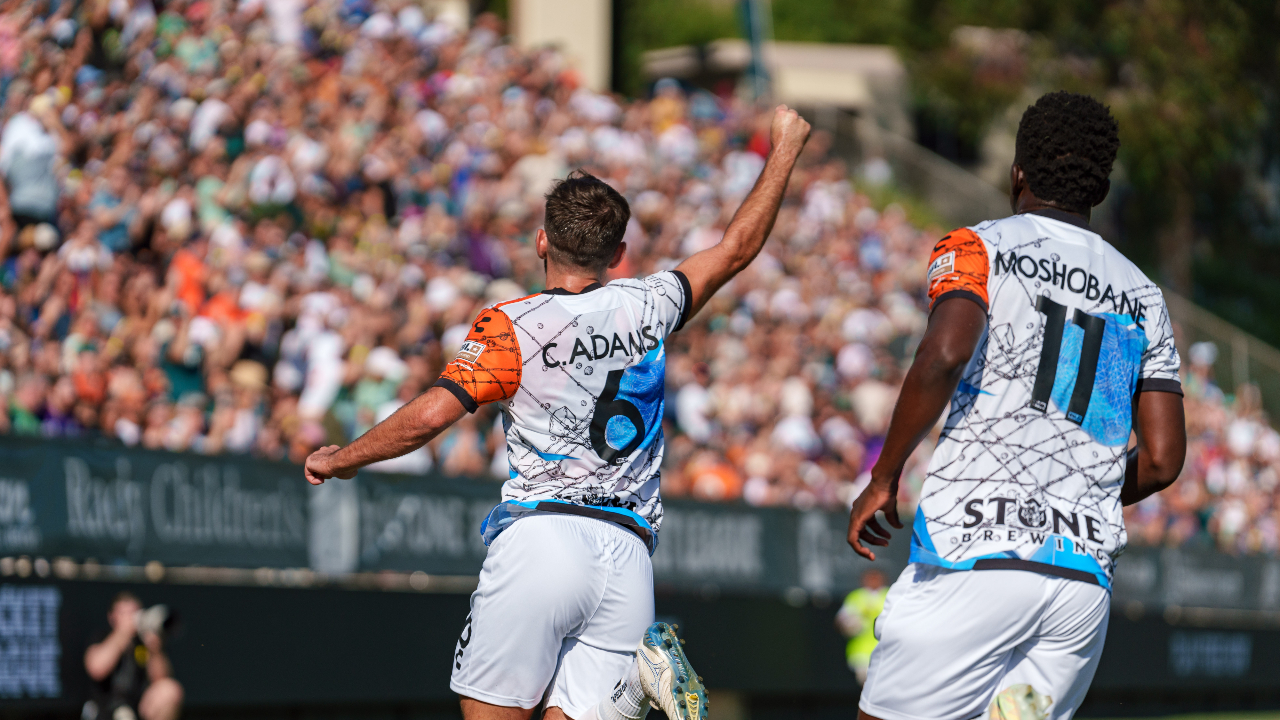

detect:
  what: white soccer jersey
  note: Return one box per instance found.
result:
[913,209,1182,588]
[435,271,691,551]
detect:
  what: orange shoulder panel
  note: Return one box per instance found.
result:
[926,228,990,311]
[439,308,522,406]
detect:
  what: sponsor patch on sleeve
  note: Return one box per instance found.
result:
[928,251,956,284]
[456,340,486,365]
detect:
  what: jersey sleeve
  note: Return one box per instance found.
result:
[1135,294,1183,395]
[926,228,990,312]
[645,270,693,338]
[434,308,522,412]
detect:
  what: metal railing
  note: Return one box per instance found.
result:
[1163,290,1280,415]
[845,113,1010,227]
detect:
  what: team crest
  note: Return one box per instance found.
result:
[1018,498,1047,528]
[928,251,956,284]
[456,340,486,365]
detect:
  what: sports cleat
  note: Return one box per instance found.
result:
[988,684,1052,720]
[636,622,708,720]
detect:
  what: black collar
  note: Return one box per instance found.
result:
[543,282,603,296]
[1025,207,1092,231]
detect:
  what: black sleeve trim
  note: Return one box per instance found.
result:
[971,558,1100,586]
[1134,378,1184,396]
[671,270,694,332]
[433,377,479,413]
[930,289,989,314]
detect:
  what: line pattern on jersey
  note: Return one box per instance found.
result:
[493,273,687,531]
[916,217,1181,583]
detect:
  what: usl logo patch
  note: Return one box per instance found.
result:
[456,341,486,365]
[928,251,956,284]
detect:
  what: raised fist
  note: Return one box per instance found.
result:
[770,105,812,158]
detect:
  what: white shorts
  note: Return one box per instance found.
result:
[860,564,1110,720]
[450,512,654,717]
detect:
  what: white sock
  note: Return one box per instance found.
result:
[595,655,648,720]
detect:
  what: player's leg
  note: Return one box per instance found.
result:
[988,578,1110,720]
[460,697,537,720]
[546,638,646,720]
[544,519,708,720]
[544,517,655,720]
[858,565,1051,720]
[452,514,611,715]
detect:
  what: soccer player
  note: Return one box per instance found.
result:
[846,92,1187,720]
[835,568,888,685]
[304,106,811,720]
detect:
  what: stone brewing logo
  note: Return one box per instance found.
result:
[1018,498,1047,528]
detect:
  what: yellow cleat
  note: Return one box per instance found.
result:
[988,684,1052,720]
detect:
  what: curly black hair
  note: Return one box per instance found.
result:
[1014,92,1120,213]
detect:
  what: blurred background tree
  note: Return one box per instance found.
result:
[596,0,1280,344]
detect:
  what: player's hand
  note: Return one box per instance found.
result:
[846,473,904,561]
[770,105,811,160]
[304,445,356,485]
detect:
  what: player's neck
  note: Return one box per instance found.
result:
[544,262,605,294]
[1012,188,1090,223]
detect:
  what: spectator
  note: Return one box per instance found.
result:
[84,593,184,720]
[0,0,1274,557]
[0,100,62,244]
[837,568,888,684]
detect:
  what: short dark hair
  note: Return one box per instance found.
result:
[1014,92,1120,213]
[543,170,630,272]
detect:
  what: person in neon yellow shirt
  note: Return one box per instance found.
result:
[836,569,888,684]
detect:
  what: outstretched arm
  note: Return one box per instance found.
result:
[846,298,987,560]
[304,386,467,484]
[1121,390,1185,506]
[675,105,810,320]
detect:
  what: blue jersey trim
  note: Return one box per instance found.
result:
[532,449,579,462]
[909,507,1110,588]
[480,499,658,555]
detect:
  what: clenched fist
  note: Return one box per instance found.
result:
[770,105,811,159]
[304,445,356,485]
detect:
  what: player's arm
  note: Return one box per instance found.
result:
[1121,390,1185,506]
[304,387,467,484]
[674,105,810,319]
[305,308,522,484]
[846,298,987,560]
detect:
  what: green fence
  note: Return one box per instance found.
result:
[1,438,1280,712]
[1,436,1278,614]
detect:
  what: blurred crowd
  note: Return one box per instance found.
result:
[1123,342,1280,555]
[0,0,1275,555]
